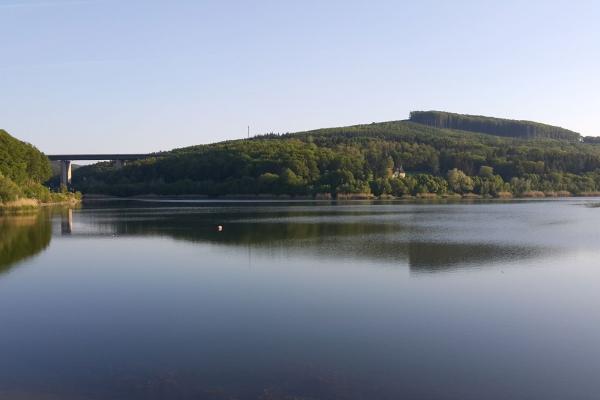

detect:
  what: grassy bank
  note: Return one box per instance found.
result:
[0,192,81,209]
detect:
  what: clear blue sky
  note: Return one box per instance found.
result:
[1,0,599,154]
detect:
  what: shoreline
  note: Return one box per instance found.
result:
[81,192,600,202]
[0,197,81,210]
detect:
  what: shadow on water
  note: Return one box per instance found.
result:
[0,211,52,275]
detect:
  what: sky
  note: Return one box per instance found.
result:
[1,0,599,155]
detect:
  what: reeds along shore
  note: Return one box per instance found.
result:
[0,196,80,210]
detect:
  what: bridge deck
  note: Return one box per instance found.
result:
[47,154,151,161]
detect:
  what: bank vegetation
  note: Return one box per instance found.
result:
[0,129,80,208]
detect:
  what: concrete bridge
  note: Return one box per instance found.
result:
[47,154,151,187]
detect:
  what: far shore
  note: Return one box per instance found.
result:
[80,191,600,202]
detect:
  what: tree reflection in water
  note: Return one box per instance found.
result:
[78,205,549,272]
[0,211,52,274]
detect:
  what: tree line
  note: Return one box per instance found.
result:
[72,117,600,198]
[0,129,75,204]
[409,111,581,142]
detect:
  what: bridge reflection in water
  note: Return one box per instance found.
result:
[61,208,73,235]
[57,205,549,273]
[0,203,555,279]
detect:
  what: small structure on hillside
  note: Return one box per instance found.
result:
[392,165,406,179]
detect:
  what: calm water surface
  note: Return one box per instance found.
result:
[1,199,600,399]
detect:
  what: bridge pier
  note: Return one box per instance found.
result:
[48,154,150,187]
[60,160,72,187]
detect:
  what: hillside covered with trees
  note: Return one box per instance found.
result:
[409,111,581,141]
[72,112,600,198]
[0,129,77,206]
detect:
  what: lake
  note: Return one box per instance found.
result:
[1,199,600,399]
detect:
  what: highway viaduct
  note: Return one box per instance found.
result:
[47,154,151,187]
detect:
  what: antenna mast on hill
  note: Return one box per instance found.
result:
[247,125,250,139]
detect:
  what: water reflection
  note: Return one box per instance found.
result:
[0,203,557,275]
[61,208,73,235]
[0,211,52,274]
[407,242,543,273]
[1,201,600,399]
[68,203,549,272]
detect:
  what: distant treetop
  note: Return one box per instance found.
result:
[409,111,581,142]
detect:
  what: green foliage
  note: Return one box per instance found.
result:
[478,165,494,178]
[447,169,474,194]
[0,129,51,184]
[583,136,600,144]
[71,114,600,198]
[472,175,508,196]
[414,174,448,195]
[370,177,392,196]
[409,111,580,141]
[0,129,77,205]
[0,172,21,202]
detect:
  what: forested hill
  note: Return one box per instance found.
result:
[409,111,581,141]
[0,129,50,183]
[72,113,600,198]
[0,129,73,205]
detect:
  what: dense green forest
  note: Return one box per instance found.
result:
[72,112,600,198]
[409,111,581,141]
[0,129,76,206]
